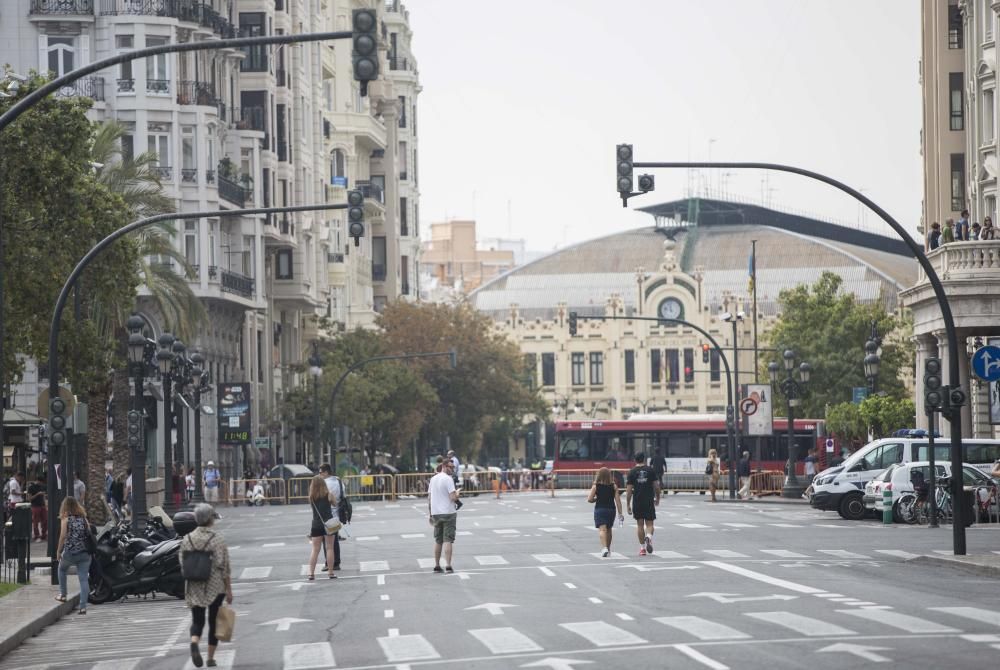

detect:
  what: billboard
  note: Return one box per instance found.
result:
[218,382,252,444]
[744,383,774,436]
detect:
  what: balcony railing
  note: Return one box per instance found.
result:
[152,166,173,180]
[328,252,345,263]
[218,175,246,207]
[176,80,218,106]
[917,240,1000,283]
[388,56,410,71]
[356,180,385,205]
[147,78,170,94]
[55,76,105,101]
[30,0,94,14]
[221,269,254,298]
[205,169,216,184]
[181,168,198,183]
[99,1,235,36]
[117,78,135,93]
[372,263,387,281]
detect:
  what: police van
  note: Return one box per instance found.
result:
[809,432,1000,520]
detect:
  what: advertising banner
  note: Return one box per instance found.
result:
[744,383,774,436]
[218,382,252,444]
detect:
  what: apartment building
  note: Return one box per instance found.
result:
[420,220,517,299]
[1,0,420,477]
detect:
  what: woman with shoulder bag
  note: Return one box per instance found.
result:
[181,503,233,668]
[587,467,623,557]
[307,475,338,581]
[54,496,92,614]
[706,449,721,502]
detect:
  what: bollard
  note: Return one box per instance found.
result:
[882,488,893,525]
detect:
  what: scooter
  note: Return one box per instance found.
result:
[88,520,185,604]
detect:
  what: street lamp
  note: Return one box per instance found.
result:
[720,310,745,437]
[188,351,213,503]
[587,398,617,417]
[156,333,179,513]
[864,322,881,396]
[769,349,812,498]
[309,342,323,467]
[551,393,582,419]
[126,315,150,531]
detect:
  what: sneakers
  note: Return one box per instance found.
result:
[601,549,610,558]
[433,566,444,573]
[645,536,654,554]
[445,566,454,573]
[638,547,647,556]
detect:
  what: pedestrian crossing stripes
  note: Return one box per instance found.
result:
[377,632,440,662]
[746,611,856,636]
[182,649,235,669]
[559,621,648,646]
[760,549,808,558]
[282,642,335,670]
[654,615,750,640]
[841,608,960,633]
[931,607,1000,627]
[237,566,272,579]
[469,627,543,653]
[474,555,509,565]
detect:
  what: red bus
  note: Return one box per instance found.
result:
[554,413,827,473]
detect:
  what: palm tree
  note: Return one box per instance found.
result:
[82,121,206,522]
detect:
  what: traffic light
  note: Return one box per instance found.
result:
[48,396,69,451]
[616,144,633,204]
[684,366,694,383]
[568,311,578,336]
[347,189,365,246]
[352,8,379,96]
[947,386,966,411]
[638,174,655,193]
[702,343,710,364]
[127,409,144,452]
[923,357,943,413]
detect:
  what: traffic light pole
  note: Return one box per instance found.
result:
[623,157,968,554]
[580,314,739,498]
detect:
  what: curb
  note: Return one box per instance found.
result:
[0,592,79,660]
[911,554,1000,578]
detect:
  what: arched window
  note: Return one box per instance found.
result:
[44,36,75,77]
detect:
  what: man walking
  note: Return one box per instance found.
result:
[73,472,86,502]
[203,461,221,503]
[318,463,343,571]
[427,457,459,573]
[626,452,660,556]
[738,451,753,500]
[649,448,667,488]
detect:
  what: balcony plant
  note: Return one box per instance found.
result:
[217,157,237,181]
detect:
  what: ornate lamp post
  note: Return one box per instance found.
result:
[769,349,811,498]
[864,322,881,396]
[308,342,323,467]
[551,393,582,419]
[188,351,212,503]
[156,333,176,513]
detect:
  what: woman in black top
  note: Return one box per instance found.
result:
[307,476,337,580]
[587,467,623,557]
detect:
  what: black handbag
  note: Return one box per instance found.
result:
[181,534,214,582]
[82,522,97,555]
[705,462,714,475]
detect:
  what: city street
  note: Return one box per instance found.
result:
[1,492,998,670]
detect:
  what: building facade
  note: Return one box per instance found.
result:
[1,0,420,478]
[420,220,516,300]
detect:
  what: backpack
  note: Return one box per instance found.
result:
[336,479,353,524]
[181,533,214,582]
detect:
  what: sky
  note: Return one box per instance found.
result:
[408,0,923,252]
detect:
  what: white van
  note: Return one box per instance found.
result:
[809,435,1000,520]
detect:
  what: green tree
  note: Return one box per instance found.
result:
[765,272,913,418]
[825,402,867,445]
[858,395,916,440]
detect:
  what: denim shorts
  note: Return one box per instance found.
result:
[594,507,616,528]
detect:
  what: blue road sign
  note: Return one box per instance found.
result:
[972,345,1000,382]
[852,387,868,403]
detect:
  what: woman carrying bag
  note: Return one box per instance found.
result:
[54,496,93,614]
[307,475,340,580]
[180,503,233,668]
[706,449,721,502]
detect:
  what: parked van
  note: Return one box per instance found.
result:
[809,435,1000,520]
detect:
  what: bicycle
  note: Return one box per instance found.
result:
[916,478,953,525]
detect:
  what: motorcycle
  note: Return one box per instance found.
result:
[88,515,188,604]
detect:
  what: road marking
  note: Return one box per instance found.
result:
[457,531,473,536]
[768,523,802,528]
[874,549,919,559]
[238,566,272,579]
[361,560,390,572]
[705,561,825,594]
[377,634,440,663]
[616,613,634,621]
[760,550,808,559]
[469,627,543,654]
[417,558,437,569]
[356,536,380,542]
[156,617,191,657]
[840,608,960,633]
[377,574,386,585]
[92,659,142,669]
[676,523,710,528]
[818,550,869,559]
[494,529,520,534]
[655,551,690,559]
[300,565,312,576]
[282,642,336,670]
[745,611,856,636]
[590,551,627,560]
[702,550,748,559]
[384,609,394,618]
[560,621,647,647]
[260,618,312,632]
[813,593,844,598]
[538,567,556,576]
[533,554,569,563]
[540,527,569,533]
[263,542,286,547]
[654,615,750,640]
[401,533,425,539]
[588,597,603,604]
[475,555,510,565]
[961,633,1000,642]
[388,629,399,636]
[828,597,858,602]
[931,607,1000,627]
[564,582,577,589]
[816,642,892,663]
[183,650,235,669]
[381,594,390,601]
[814,524,849,529]
[721,523,756,528]
[675,644,729,670]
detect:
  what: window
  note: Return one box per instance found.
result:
[589,352,604,386]
[398,95,406,127]
[276,249,293,279]
[950,72,964,131]
[541,353,555,386]
[116,36,134,91]
[985,89,995,143]
[861,443,903,470]
[239,13,267,71]
[181,126,195,178]
[650,349,661,383]
[208,220,218,268]
[184,221,198,266]
[372,237,387,280]
[683,348,694,383]
[709,349,721,382]
[399,142,408,181]
[523,354,537,389]
[665,349,680,383]
[951,153,966,211]
[984,0,994,41]
[145,36,169,93]
[571,353,585,386]
[44,36,75,78]
[400,197,408,236]
[330,149,346,185]
[624,349,635,384]
[147,132,170,174]
[121,134,134,162]
[949,4,963,49]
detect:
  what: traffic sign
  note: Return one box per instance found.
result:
[972,345,1000,382]
[739,397,758,416]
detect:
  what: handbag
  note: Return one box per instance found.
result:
[181,533,214,582]
[312,501,342,535]
[705,461,714,475]
[82,521,98,555]
[215,604,236,642]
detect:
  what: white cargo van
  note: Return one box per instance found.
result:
[809,435,1000,520]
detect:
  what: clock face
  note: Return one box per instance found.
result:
[658,298,683,321]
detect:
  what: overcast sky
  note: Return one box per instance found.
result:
[408,0,922,252]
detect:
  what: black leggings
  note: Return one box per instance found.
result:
[191,593,226,645]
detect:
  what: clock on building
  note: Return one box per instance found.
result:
[657,297,684,321]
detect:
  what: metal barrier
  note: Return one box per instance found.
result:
[394,472,435,498]
[286,476,316,504]
[229,478,287,506]
[341,474,394,502]
[747,470,785,497]
[547,469,729,494]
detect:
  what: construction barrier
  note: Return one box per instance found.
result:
[341,474,394,502]
[747,470,786,497]
[286,476,315,504]
[229,478,287,506]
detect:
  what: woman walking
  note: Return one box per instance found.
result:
[307,475,337,580]
[706,449,721,502]
[587,467,623,557]
[54,496,91,614]
[181,503,233,668]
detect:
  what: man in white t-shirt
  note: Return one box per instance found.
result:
[6,472,25,510]
[319,463,343,571]
[427,458,459,573]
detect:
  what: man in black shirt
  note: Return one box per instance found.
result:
[626,452,660,556]
[649,448,667,488]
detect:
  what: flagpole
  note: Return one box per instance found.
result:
[751,239,759,383]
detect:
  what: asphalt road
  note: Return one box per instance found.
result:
[3,492,999,670]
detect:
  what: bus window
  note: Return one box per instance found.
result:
[558,434,589,461]
[663,432,700,458]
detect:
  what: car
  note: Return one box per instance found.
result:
[863,461,998,523]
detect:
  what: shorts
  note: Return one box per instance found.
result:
[632,500,656,521]
[432,513,457,544]
[594,507,616,528]
[205,487,219,503]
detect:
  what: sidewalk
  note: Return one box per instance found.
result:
[913,552,1000,578]
[0,576,78,660]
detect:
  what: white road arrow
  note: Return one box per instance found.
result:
[687,592,798,604]
[617,564,700,572]
[817,643,892,663]
[276,581,311,591]
[465,602,518,616]
[521,657,594,670]
[258,617,312,632]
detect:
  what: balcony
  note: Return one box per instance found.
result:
[54,76,105,102]
[372,263,387,281]
[218,175,247,207]
[388,56,410,71]
[147,79,170,95]
[915,240,1000,284]
[232,106,265,132]
[98,1,235,36]
[30,0,94,15]
[329,111,386,152]
[176,80,218,107]
[152,166,173,180]
[356,180,385,205]
[221,269,254,298]
[117,78,135,93]
[181,168,198,183]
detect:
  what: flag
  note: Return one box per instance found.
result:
[747,247,756,294]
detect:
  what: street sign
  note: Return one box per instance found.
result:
[739,397,758,416]
[825,437,836,453]
[744,384,773,436]
[852,387,868,403]
[972,345,1000,382]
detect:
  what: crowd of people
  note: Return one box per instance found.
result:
[927,209,996,250]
